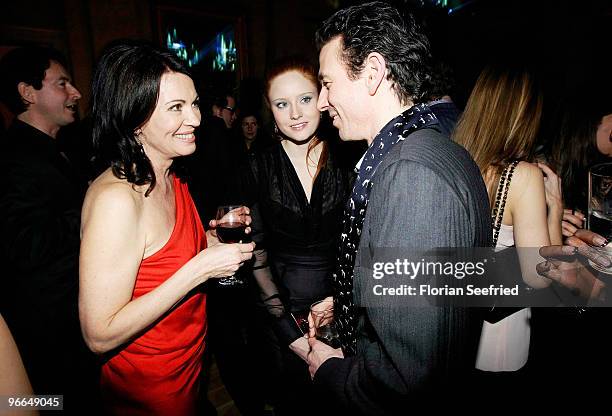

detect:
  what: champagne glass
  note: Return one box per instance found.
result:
[215,205,250,286]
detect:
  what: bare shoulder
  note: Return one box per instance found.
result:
[506,161,543,195]
[82,169,144,225]
[512,161,543,183]
[507,161,545,207]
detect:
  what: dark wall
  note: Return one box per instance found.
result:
[2,0,610,118]
[1,0,337,115]
[1,0,153,112]
[415,0,612,108]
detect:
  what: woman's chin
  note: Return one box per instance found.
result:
[280,130,318,146]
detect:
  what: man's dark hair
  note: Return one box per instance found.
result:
[237,109,260,125]
[91,39,191,196]
[211,93,233,110]
[0,46,69,114]
[315,1,433,104]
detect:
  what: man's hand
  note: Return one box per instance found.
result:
[307,337,344,379]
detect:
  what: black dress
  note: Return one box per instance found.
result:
[246,141,352,414]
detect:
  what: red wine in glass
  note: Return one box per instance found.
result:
[217,222,247,243]
[215,205,249,287]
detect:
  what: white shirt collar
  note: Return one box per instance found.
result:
[354,152,366,173]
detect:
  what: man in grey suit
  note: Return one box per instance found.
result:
[305,2,491,413]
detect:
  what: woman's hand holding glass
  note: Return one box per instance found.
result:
[209,205,253,286]
[309,297,341,348]
[562,208,585,237]
[306,297,344,378]
[188,240,254,284]
[207,205,252,247]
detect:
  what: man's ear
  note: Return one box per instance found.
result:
[212,105,222,118]
[17,82,35,106]
[364,52,387,96]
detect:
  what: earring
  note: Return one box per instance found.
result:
[134,130,146,155]
[136,140,145,154]
[274,122,279,135]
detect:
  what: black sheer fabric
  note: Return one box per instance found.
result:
[245,141,353,344]
[248,142,351,257]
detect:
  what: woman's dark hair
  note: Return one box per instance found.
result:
[264,56,329,181]
[315,1,433,105]
[91,39,191,196]
[550,94,612,211]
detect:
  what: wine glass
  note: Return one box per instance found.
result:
[310,299,341,349]
[588,162,612,274]
[215,205,250,286]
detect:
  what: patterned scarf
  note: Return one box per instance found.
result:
[333,103,439,356]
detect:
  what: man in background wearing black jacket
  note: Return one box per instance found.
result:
[0,46,98,412]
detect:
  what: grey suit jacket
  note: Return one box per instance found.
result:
[314,128,491,414]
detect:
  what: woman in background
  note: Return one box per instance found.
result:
[234,110,274,166]
[79,41,253,415]
[453,64,562,388]
[549,94,612,231]
[239,111,265,151]
[537,90,612,397]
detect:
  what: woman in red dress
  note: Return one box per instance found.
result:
[79,41,254,415]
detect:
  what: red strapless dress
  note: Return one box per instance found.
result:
[101,176,207,415]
